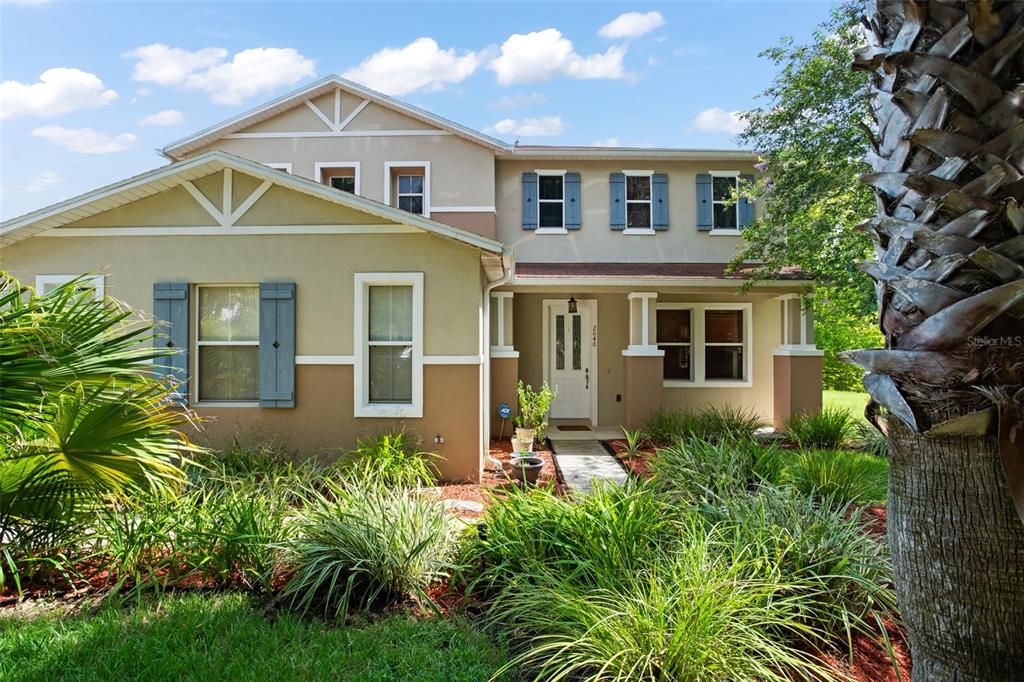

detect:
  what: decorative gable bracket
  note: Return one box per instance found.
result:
[181,168,273,228]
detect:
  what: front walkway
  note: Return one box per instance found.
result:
[548,438,628,495]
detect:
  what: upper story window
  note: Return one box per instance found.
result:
[712,174,739,230]
[196,285,259,403]
[316,162,359,195]
[397,175,424,214]
[386,163,430,217]
[626,174,652,229]
[538,174,564,229]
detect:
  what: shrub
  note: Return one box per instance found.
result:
[619,426,648,459]
[784,450,885,506]
[515,380,557,439]
[340,431,439,488]
[854,420,888,458]
[643,405,767,446]
[279,483,457,618]
[487,521,830,682]
[647,437,785,504]
[785,408,855,449]
[466,481,674,593]
[705,486,894,637]
[92,491,183,591]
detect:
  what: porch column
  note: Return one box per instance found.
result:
[773,294,824,429]
[622,292,664,429]
[490,291,519,438]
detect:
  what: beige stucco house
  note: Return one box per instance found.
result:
[0,75,822,482]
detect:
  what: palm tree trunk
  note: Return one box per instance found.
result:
[888,418,1024,679]
[848,1,1024,677]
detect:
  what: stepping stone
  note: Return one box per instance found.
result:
[443,499,485,514]
[549,439,628,495]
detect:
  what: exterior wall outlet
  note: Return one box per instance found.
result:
[434,435,445,444]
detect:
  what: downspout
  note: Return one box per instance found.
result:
[481,248,515,474]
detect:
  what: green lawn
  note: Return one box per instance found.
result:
[823,389,870,422]
[0,594,506,682]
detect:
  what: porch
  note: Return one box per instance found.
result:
[488,263,823,437]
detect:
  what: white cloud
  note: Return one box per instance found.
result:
[689,107,745,135]
[138,109,184,126]
[599,11,665,39]
[342,37,481,96]
[490,91,547,109]
[489,29,626,85]
[0,67,118,120]
[591,137,620,147]
[487,116,564,137]
[20,171,59,193]
[124,44,316,105]
[32,125,137,154]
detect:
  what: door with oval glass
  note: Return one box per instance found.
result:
[545,299,596,421]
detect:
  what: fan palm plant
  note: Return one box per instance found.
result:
[0,273,202,591]
[849,3,1024,677]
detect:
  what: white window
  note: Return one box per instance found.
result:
[385,162,430,217]
[316,162,360,195]
[537,171,565,232]
[35,274,104,299]
[624,170,654,234]
[657,303,752,387]
[354,273,423,418]
[711,172,740,231]
[196,285,260,404]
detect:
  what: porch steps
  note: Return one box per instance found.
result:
[548,438,628,495]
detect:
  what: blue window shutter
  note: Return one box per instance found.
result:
[652,173,669,230]
[521,172,538,229]
[564,172,581,229]
[738,173,755,228]
[259,282,296,408]
[696,173,713,231]
[609,172,625,230]
[153,282,189,403]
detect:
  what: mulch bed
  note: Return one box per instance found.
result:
[603,438,657,478]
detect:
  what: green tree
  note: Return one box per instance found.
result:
[735,1,882,389]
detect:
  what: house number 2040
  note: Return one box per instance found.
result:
[592,325,597,348]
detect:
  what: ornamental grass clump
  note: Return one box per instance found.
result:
[339,431,440,488]
[487,520,832,682]
[279,482,457,618]
[647,436,785,504]
[643,405,767,446]
[784,449,883,506]
[785,407,855,450]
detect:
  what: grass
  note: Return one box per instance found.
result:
[0,593,506,682]
[785,408,855,450]
[823,390,870,423]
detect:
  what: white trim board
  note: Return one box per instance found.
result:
[430,206,496,213]
[40,225,420,237]
[224,130,453,140]
[315,161,361,195]
[384,161,430,218]
[657,301,754,388]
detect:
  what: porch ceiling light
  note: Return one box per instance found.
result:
[568,295,578,314]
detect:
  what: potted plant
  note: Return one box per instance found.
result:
[514,380,557,449]
[509,453,544,485]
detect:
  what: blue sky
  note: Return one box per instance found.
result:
[0,1,837,220]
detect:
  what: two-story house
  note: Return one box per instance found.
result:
[0,75,822,482]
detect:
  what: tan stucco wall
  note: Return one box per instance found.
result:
[193,364,481,482]
[772,354,824,429]
[429,211,496,240]
[622,355,664,429]
[509,288,789,427]
[3,231,483,356]
[495,159,760,263]
[64,170,396,228]
[187,101,497,210]
[490,356,519,438]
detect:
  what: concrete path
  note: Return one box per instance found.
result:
[549,438,628,495]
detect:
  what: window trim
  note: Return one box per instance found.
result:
[353,272,424,418]
[193,283,261,407]
[384,161,430,218]
[709,170,741,232]
[265,162,292,173]
[535,169,567,234]
[623,169,654,234]
[657,302,753,388]
[35,274,105,299]
[315,161,360,194]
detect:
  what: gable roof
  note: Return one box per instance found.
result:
[161,75,512,159]
[0,150,504,253]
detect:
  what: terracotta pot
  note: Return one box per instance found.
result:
[509,454,543,485]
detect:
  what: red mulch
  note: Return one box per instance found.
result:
[818,616,911,682]
[604,438,657,478]
[861,504,888,538]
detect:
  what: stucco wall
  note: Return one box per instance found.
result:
[509,288,787,427]
[186,100,497,211]
[495,159,760,263]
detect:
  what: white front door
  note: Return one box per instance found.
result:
[545,300,595,420]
